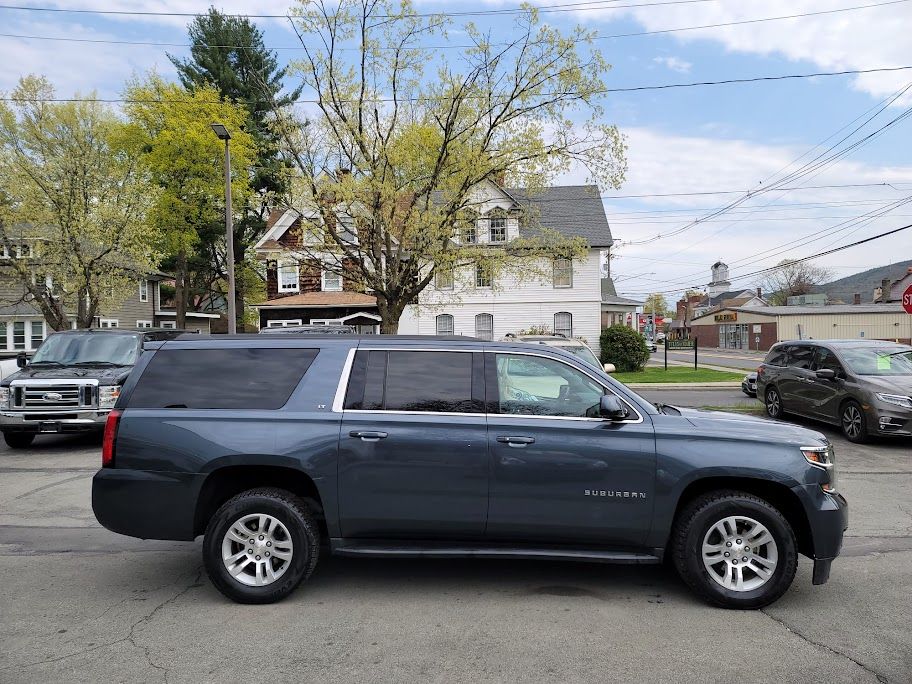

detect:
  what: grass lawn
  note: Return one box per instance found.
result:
[611,366,744,384]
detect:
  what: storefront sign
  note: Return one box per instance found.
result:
[714,312,737,322]
[752,324,762,333]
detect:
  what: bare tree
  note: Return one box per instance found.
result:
[759,259,832,305]
[272,0,626,332]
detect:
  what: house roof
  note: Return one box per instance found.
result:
[255,292,378,309]
[602,295,643,306]
[705,289,755,307]
[692,303,906,321]
[508,185,613,247]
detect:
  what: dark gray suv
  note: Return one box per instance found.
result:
[92,335,847,609]
[757,340,912,443]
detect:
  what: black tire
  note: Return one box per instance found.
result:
[3,432,35,449]
[203,487,320,604]
[671,490,798,609]
[840,399,868,444]
[764,386,784,419]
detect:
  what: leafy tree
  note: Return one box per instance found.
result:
[276,0,626,332]
[123,76,255,328]
[170,8,302,323]
[599,325,650,372]
[759,259,832,305]
[643,293,669,318]
[0,76,159,330]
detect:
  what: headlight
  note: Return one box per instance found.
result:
[99,386,121,409]
[874,393,912,409]
[0,387,8,410]
[801,445,837,493]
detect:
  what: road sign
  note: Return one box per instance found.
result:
[903,283,912,314]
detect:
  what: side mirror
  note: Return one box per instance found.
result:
[603,363,616,373]
[599,394,628,421]
[16,352,27,368]
[815,369,836,380]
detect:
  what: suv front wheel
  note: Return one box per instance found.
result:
[203,487,320,604]
[3,432,35,449]
[671,491,798,609]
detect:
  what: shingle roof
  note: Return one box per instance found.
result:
[255,292,378,308]
[508,185,613,247]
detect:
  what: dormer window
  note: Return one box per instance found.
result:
[488,211,506,243]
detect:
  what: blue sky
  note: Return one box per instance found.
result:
[1,0,911,302]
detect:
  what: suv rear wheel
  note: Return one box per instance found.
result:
[3,432,35,449]
[764,386,784,419]
[671,490,797,609]
[203,487,320,604]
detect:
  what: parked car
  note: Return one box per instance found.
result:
[260,324,357,335]
[656,332,666,344]
[0,328,189,448]
[93,335,846,609]
[503,334,606,371]
[644,336,658,353]
[756,339,912,443]
[742,372,758,397]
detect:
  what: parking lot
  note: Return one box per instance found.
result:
[1,409,910,683]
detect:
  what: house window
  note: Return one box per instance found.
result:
[475,313,494,341]
[99,319,119,328]
[160,321,176,329]
[435,267,454,290]
[136,320,153,329]
[436,314,454,336]
[475,262,492,288]
[139,279,149,302]
[489,213,506,243]
[554,312,572,338]
[13,322,25,349]
[266,319,303,328]
[15,243,33,259]
[462,224,477,244]
[0,322,6,349]
[30,321,44,348]
[278,263,300,292]
[322,268,342,292]
[553,258,572,288]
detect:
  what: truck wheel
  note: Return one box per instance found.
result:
[764,386,784,419]
[840,400,868,444]
[203,487,320,604]
[3,432,35,449]
[671,490,797,609]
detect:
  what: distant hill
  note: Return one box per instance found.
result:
[816,260,912,303]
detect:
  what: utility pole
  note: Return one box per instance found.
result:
[210,123,236,334]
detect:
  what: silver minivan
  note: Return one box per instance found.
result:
[756,340,912,443]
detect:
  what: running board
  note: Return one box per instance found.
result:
[329,539,662,564]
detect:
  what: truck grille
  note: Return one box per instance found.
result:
[11,384,96,410]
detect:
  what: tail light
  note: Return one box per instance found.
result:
[102,409,122,467]
[756,366,764,377]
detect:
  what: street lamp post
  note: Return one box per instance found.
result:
[210,122,237,334]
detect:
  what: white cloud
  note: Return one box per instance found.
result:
[652,56,691,74]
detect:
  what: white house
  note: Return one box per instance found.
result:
[253,181,612,348]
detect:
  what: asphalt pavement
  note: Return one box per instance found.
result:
[1,419,911,683]
[658,347,765,371]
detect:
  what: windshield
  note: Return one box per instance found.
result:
[30,333,140,367]
[557,344,602,369]
[839,347,912,376]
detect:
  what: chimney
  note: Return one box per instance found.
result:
[756,286,762,298]
[880,278,891,303]
[853,293,861,305]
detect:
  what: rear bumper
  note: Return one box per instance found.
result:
[0,410,108,433]
[92,468,205,541]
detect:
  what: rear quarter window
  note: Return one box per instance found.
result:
[127,348,318,409]
[764,346,788,366]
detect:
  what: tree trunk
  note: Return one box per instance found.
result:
[377,295,404,335]
[175,249,188,330]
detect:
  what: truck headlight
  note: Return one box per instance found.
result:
[874,393,912,409]
[99,386,121,409]
[801,445,837,493]
[0,387,8,410]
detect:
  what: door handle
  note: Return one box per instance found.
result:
[349,430,388,442]
[496,435,535,447]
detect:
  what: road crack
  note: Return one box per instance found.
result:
[760,609,889,682]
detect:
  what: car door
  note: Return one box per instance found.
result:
[779,344,816,411]
[484,351,656,547]
[806,346,847,422]
[338,348,489,539]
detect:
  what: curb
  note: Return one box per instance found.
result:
[624,382,744,389]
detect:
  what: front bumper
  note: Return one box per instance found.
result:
[866,401,912,437]
[0,409,109,433]
[92,468,205,541]
[794,484,848,584]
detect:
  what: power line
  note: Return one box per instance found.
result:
[600,183,909,199]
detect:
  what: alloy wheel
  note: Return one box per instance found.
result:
[701,515,778,592]
[842,405,862,439]
[221,513,294,587]
[766,390,780,417]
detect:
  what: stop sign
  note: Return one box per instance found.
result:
[904,284,912,314]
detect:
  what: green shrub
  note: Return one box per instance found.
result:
[599,325,650,372]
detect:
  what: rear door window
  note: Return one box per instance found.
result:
[787,345,815,370]
[128,348,318,409]
[764,347,788,366]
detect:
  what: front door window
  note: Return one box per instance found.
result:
[495,354,604,418]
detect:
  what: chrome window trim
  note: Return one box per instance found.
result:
[331,347,643,424]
